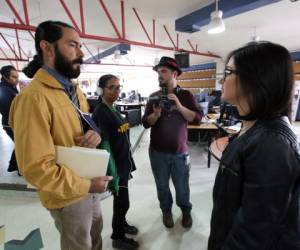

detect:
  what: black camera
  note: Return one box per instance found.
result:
[148,84,172,111]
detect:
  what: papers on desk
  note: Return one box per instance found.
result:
[27,146,109,189]
[201,116,216,124]
[55,146,109,179]
[224,122,242,132]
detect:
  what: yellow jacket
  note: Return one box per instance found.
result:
[9,68,91,209]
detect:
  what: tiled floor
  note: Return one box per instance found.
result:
[0,123,219,250]
[0,125,27,186]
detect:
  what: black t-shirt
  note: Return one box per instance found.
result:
[92,102,136,179]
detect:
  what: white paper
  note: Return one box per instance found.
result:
[55,146,109,179]
[27,146,109,189]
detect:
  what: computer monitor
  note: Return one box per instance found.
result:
[199,102,209,115]
[205,95,216,109]
[175,53,189,68]
[211,90,222,106]
[120,92,126,99]
[194,92,208,102]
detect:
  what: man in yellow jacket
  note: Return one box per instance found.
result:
[9,20,111,250]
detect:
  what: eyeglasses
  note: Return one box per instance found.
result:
[105,85,123,91]
[224,68,238,79]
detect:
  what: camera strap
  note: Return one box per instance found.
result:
[70,101,101,134]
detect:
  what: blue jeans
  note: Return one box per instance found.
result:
[149,147,192,213]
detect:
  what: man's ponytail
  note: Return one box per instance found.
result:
[22,55,43,78]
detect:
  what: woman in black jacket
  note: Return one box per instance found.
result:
[92,74,139,250]
[0,65,20,174]
[208,42,300,250]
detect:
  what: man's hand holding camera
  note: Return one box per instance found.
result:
[167,93,181,109]
[146,104,162,125]
[153,104,162,118]
[168,93,196,122]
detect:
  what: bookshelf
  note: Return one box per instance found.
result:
[177,63,216,93]
[294,61,300,81]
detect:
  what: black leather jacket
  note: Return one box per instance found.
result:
[208,117,300,250]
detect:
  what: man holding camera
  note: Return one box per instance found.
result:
[142,56,202,229]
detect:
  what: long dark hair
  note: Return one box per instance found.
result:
[22,20,75,78]
[0,65,16,81]
[226,41,294,120]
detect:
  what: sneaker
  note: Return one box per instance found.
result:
[124,223,138,235]
[112,236,139,250]
[182,211,192,228]
[162,212,174,228]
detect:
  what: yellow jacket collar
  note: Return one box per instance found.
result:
[34,68,66,90]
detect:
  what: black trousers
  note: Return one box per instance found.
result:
[111,178,130,239]
[3,126,18,172]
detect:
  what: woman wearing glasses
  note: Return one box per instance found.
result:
[92,74,139,250]
[208,42,300,250]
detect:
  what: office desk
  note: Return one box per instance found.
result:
[207,122,300,163]
[188,123,220,168]
[115,102,144,110]
[209,136,229,161]
[188,123,218,130]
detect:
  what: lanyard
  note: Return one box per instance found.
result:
[71,101,101,134]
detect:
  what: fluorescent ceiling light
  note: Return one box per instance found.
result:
[208,0,225,34]
[251,35,260,42]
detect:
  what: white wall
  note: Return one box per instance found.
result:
[79,64,159,97]
[215,59,225,90]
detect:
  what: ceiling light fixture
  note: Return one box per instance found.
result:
[27,49,33,58]
[207,0,225,34]
[251,26,260,42]
[154,57,160,65]
[251,35,260,42]
[114,49,122,60]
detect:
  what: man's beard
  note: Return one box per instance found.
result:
[54,46,83,79]
[159,77,167,86]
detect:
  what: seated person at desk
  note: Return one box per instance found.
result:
[92,74,139,250]
[216,101,240,126]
